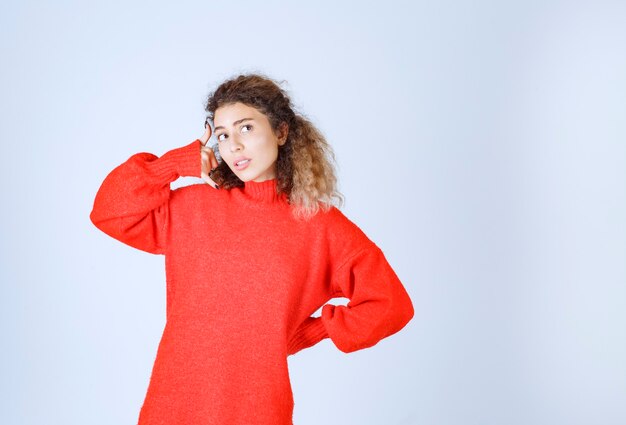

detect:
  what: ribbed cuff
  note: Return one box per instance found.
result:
[146,139,202,180]
[287,316,329,355]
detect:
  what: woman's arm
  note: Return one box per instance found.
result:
[320,245,414,353]
[89,139,202,254]
[287,244,414,356]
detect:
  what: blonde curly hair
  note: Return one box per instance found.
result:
[203,73,344,220]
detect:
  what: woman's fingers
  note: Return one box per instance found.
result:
[200,146,219,189]
[200,118,212,146]
[198,120,218,188]
[200,169,219,189]
[200,146,216,166]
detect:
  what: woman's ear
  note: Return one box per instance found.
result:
[278,122,289,145]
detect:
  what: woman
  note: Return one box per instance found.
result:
[90,73,414,424]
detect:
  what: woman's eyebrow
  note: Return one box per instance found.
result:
[214,118,254,132]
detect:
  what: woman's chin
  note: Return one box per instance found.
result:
[226,167,247,181]
[229,167,274,183]
[233,170,253,182]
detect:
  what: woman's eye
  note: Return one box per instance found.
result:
[241,124,252,133]
[217,133,226,142]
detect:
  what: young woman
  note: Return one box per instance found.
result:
[90,73,414,424]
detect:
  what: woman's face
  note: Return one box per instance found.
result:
[213,102,288,183]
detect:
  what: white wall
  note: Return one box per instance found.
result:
[1,0,625,424]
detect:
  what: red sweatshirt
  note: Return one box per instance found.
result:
[90,139,414,425]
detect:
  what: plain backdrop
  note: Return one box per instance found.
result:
[1,0,625,424]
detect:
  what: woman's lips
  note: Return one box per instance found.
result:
[234,158,251,170]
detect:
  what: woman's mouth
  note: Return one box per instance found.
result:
[234,158,251,170]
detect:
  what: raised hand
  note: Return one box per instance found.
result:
[200,118,219,188]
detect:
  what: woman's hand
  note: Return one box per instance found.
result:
[200,119,219,188]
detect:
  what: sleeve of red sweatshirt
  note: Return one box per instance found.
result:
[89,139,202,255]
[321,245,414,353]
[288,211,415,355]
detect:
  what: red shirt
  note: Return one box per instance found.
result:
[90,139,414,424]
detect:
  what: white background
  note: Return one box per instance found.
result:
[1,0,625,424]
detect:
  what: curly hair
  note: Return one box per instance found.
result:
[203,72,344,220]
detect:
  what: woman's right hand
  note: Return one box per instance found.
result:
[200,119,219,188]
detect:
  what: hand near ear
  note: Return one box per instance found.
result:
[200,119,219,189]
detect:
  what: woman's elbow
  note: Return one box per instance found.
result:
[388,286,415,334]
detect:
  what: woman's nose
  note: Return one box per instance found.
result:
[229,136,243,152]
